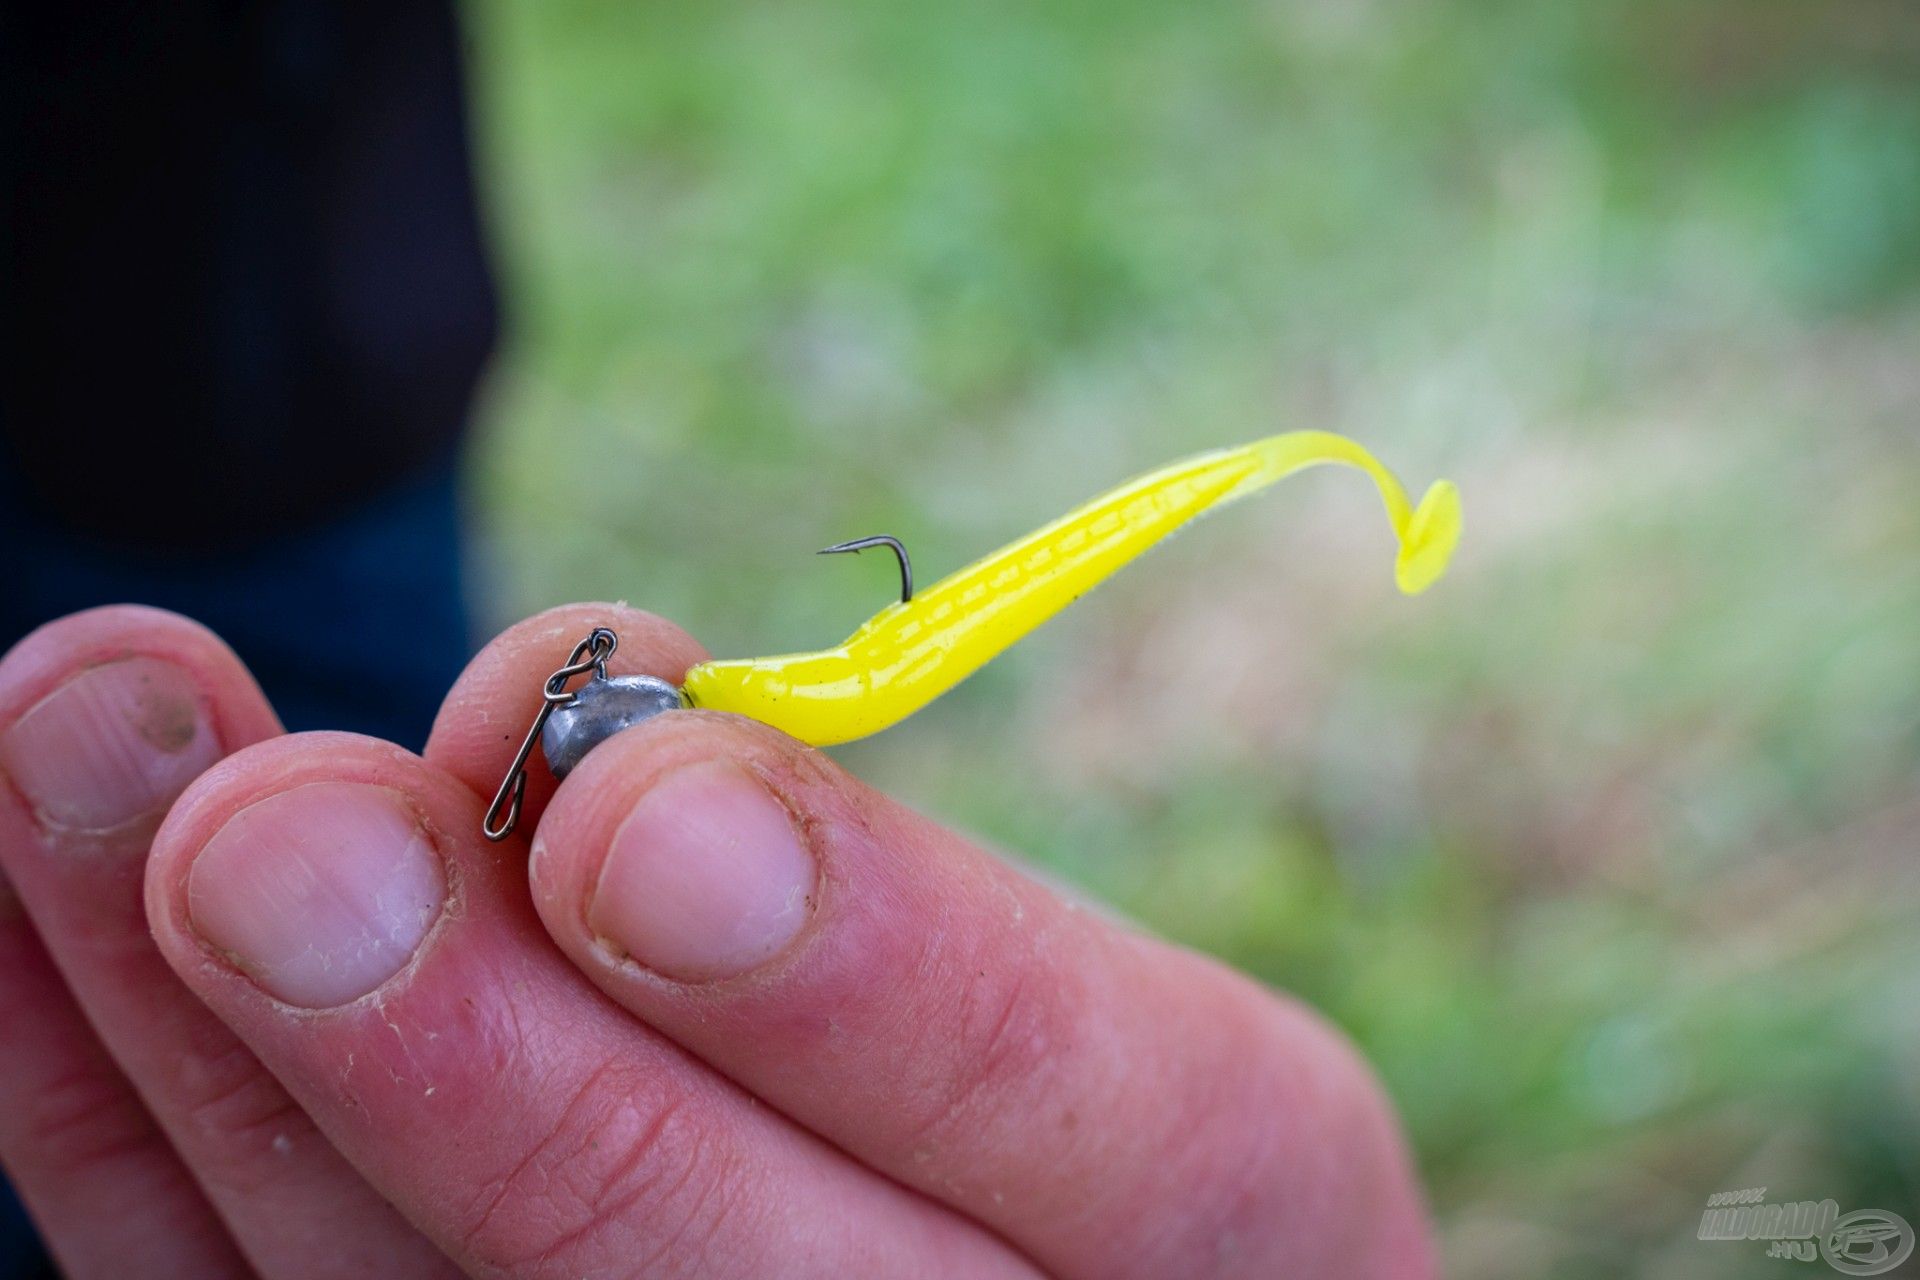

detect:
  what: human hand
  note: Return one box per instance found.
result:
[0,604,1433,1279]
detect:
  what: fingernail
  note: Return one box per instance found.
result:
[187,782,445,1008]
[588,760,817,982]
[0,658,221,833]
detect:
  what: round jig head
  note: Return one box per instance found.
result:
[482,627,688,842]
[541,671,686,778]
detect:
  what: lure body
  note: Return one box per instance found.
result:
[681,430,1460,746]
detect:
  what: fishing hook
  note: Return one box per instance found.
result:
[818,534,913,604]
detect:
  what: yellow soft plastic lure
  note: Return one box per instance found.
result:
[483,429,1461,838]
[681,430,1461,746]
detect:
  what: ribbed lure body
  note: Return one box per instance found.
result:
[681,430,1461,746]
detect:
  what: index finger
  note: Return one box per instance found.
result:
[425,602,708,831]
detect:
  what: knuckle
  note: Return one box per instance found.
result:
[15,1065,160,1176]
[174,1042,306,1154]
[455,1059,737,1279]
[147,1040,316,1197]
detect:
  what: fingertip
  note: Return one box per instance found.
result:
[144,732,462,1007]
[0,607,281,843]
[150,732,429,868]
[0,604,281,751]
[529,709,841,925]
[426,602,710,819]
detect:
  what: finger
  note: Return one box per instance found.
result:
[529,712,1436,1280]
[144,732,1041,1280]
[422,602,1428,1276]
[0,606,455,1278]
[425,601,708,835]
[0,867,249,1280]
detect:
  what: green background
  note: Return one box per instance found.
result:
[463,2,1920,1274]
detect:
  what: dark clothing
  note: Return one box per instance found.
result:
[0,0,497,547]
[0,452,474,748]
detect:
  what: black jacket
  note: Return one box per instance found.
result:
[1,0,497,548]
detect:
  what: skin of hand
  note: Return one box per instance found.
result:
[0,603,1435,1280]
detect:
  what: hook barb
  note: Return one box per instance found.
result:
[818,534,913,604]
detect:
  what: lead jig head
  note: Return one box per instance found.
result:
[541,672,686,778]
[482,627,688,842]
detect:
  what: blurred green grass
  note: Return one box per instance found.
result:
[462,1,1920,1274]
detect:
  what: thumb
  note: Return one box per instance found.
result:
[526,709,1435,1280]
